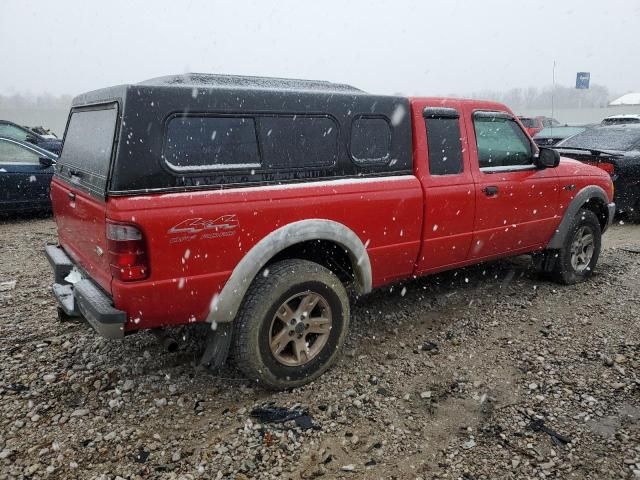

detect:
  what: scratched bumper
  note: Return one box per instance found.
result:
[46,245,126,339]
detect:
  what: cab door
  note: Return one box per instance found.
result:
[412,99,476,274]
[464,109,559,260]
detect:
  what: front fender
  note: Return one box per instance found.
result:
[206,219,372,324]
[546,185,611,249]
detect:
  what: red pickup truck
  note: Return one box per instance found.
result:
[47,74,615,389]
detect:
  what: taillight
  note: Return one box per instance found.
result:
[106,222,149,281]
[597,161,615,175]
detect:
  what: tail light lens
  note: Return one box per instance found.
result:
[597,161,615,175]
[106,222,149,281]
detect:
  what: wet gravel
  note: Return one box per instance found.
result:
[0,216,639,479]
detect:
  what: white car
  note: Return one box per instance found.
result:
[601,114,640,126]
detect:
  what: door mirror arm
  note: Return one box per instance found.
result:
[39,156,55,168]
[535,147,561,168]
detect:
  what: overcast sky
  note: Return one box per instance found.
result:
[1,0,638,97]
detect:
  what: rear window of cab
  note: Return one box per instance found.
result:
[164,114,339,172]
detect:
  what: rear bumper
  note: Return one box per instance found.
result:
[45,245,125,339]
[606,202,616,231]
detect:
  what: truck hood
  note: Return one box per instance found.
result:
[556,156,613,177]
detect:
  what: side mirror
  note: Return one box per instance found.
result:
[536,147,560,168]
[39,156,55,168]
[25,134,38,144]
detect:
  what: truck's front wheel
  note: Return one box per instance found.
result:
[550,208,602,284]
[232,259,350,390]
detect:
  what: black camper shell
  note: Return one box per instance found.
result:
[56,74,413,196]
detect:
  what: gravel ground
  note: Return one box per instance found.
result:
[0,216,639,480]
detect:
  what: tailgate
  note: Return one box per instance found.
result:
[51,103,119,294]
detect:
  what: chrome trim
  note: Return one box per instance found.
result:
[480,164,537,173]
[105,172,415,197]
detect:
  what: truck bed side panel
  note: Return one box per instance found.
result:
[107,176,423,331]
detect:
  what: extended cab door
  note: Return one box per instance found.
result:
[412,99,476,274]
[464,108,559,260]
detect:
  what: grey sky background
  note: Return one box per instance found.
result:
[1,0,638,97]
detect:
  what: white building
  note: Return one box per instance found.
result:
[609,93,640,106]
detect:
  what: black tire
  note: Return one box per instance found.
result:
[231,259,350,390]
[549,209,602,285]
[628,200,640,224]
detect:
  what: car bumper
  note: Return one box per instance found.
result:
[45,245,125,339]
[606,202,616,231]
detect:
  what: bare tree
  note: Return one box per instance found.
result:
[463,84,614,110]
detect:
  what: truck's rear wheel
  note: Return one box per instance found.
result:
[629,200,640,224]
[232,259,349,390]
[549,208,602,285]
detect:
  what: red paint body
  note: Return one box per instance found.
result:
[50,98,613,333]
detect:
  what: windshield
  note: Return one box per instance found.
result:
[557,126,640,151]
[0,123,35,142]
[536,127,585,138]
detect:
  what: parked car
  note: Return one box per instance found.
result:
[555,124,640,221]
[533,126,588,146]
[46,74,615,389]
[601,114,640,126]
[0,136,56,213]
[29,126,59,139]
[540,116,561,127]
[0,120,62,154]
[518,116,560,137]
[518,116,543,136]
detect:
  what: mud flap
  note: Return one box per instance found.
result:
[533,251,559,273]
[200,322,233,370]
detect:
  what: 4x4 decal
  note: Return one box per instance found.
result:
[169,215,240,234]
[168,215,239,243]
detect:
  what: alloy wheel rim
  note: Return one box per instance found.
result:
[570,226,595,272]
[269,291,332,367]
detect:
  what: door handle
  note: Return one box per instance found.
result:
[482,186,499,196]
[67,191,76,201]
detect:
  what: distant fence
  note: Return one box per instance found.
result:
[519,105,640,125]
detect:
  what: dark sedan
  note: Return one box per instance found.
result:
[533,126,588,147]
[0,137,56,213]
[0,120,63,155]
[555,124,640,221]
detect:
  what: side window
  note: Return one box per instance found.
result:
[165,116,260,171]
[0,140,40,165]
[0,124,30,142]
[473,113,533,169]
[350,117,391,163]
[424,108,463,175]
[257,116,337,168]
